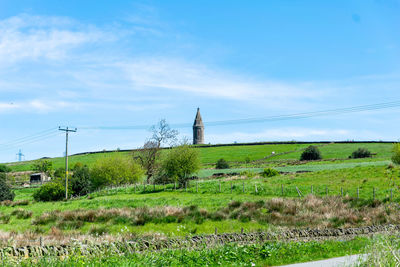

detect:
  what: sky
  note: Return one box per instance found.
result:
[0,0,400,162]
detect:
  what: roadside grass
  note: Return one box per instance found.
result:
[2,236,372,266]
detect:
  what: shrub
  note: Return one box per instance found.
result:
[33,182,65,202]
[11,208,33,219]
[90,156,143,189]
[392,143,400,165]
[216,158,230,169]
[33,160,53,176]
[53,167,65,178]
[0,164,11,173]
[300,146,322,161]
[261,168,279,178]
[0,173,15,201]
[70,163,91,196]
[350,148,371,159]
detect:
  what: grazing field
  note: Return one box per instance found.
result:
[1,141,399,266]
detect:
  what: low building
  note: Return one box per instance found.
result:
[30,173,51,184]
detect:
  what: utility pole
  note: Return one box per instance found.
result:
[59,127,77,199]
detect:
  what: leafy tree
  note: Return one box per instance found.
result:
[33,160,53,176]
[70,163,91,196]
[0,173,15,201]
[135,119,178,183]
[300,146,322,161]
[161,144,200,187]
[350,148,371,159]
[53,167,65,178]
[392,143,400,165]
[216,158,230,169]
[0,164,11,173]
[90,156,143,189]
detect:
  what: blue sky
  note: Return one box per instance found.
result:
[0,0,400,162]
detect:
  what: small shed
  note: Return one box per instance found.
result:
[30,173,51,184]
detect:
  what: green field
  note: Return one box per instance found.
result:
[1,141,399,266]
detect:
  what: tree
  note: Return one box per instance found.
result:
[392,143,400,165]
[70,163,91,196]
[0,173,14,201]
[33,160,53,176]
[135,119,178,183]
[90,156,144,189]
[300,146,322,161]
[161,144,200,187]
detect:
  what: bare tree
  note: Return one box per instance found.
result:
[135,119,178,183]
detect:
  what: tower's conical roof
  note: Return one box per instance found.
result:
[193,108,204,127]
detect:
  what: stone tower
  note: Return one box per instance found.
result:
[193,108,204,145]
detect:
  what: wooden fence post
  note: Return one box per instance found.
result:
[373,187,375,200]
[391,188,393,201]
[281,184,284,196]
[196,181,198,193]
[243,182,245,193]
[215,227,218,235]
[219,181,221,193]
[341,187,343,197]
[357,187,359,199]
[311,185,313,195]
[231,182,233,194]
[255,184,258,194]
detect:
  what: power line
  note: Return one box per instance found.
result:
[78,100,400,130]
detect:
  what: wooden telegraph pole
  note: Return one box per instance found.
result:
[59,127,77,199]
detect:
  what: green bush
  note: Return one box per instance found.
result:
[0,164,11,173]
[53,167,65,178]
[300,146,322,161]
[71,163,91,196]
[261,168,279,177]
[33,182,65,202]
[392,143,400,165]
[350,148,371,159]
[161,144,201,187]
[0,173,15,201]
[90,156,143,189]
[216,158,230,169]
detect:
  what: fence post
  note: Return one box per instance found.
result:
[185,182,187,192]
[341,187,343,197]
[243,182,245,193]
[255,184,258,194]
[311,185,313,195]
[231,182,233,194]
[164,183,166,191]
[196,181,198,193]
[391,188,393,201]
[373,187,375,200]
[219,181,221,193]
[357,187,359,199]
[241,227,244,234]
[326,186,328,197]
[215,227,218,235]
[281,184,284,196]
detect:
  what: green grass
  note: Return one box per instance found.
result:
[6,142,394,172]
[2,237,372,266]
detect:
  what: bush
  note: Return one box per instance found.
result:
[0,165,11,173]
[71,163,92,196]
[261,168,279,177]
[392,143,400,165]
[216,158,230,169]
[53,167,65,178]
[0,173,15,201]
[350,148,371,159]
[33,182,65,202]
[161,144,201,187]
[90,156,143,189]
[300,146,322,161]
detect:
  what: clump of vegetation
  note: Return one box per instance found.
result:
[0,173,15,201]
[392,143,400,165]
[300,146,322,161]
[240,170,256,178]
[216,158,230,169]
[0,212,10,224]
[0,199,29,206]
[90,156,143,189]
[350,148,371,159]
[11,208,33,219]
[70,163,91,196]
[33,160,53,176]
[33,182,66,202]
[161,144,201,187]
[261,168,279,177]
[0,164,11,173]
[53,167,65,178]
